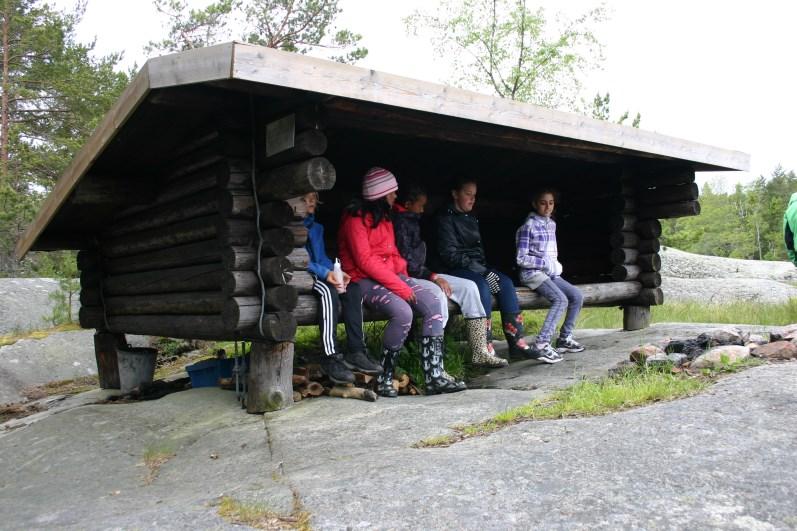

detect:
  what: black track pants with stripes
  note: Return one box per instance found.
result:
[311,278,366,356]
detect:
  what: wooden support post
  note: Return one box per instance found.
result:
[623,306,651,331]
[247,341,294,413]
[93,331,125,389]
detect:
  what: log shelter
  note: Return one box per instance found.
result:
[15,42,749,412]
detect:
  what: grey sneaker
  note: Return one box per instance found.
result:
[529,343,563,364]
[555,335,585,353]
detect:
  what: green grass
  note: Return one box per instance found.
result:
[416,365,711,448]
[490,299,797,332]
[142,444,176,484]
[217,496,311,530]
[0,323,82,347]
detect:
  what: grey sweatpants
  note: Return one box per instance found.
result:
[414,274,487,326]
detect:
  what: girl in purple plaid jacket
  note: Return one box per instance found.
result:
[516,189,585,359]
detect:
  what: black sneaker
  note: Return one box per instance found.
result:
[320,353,355,384]
[555,335,585,353]
[343,350,383,376]
[529,343,563,364]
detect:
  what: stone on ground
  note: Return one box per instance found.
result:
[751,341,797,360]
[691,345,751,369]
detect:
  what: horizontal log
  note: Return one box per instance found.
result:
[288,222,308,247]
[221,239,295,270]
[217,197,295,227]
[636,168,695,187]
[220,258,293,292]
[288,270,314,294]
[639,271,662,288]
[637,238,661,254]
[115,159,251,220]
[264,129,328,168]
[610,247,639,265]
[291,281,642,326]
[76,250,100,271]
[638,253,662,272]
[638,201,701,220]
[80,287,101,306]
[103,215,219,258]
[286,247,309,270]
[609,214,637,232]
[257,157,336,200]
[637,182,699,205]
[104,291,224,316]
[612,264,640,281]
[625,287,664,306]
[106,189,219,237]
[163,132,249,183]
[104,240,221,275]
[635,219,662,239]
[609,231,639,249]
[102,263,226,296]
[222,288,299,329]
[81,312,295,342]
[71,176,156,205]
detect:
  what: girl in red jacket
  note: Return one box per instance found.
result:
[338,167,466,397]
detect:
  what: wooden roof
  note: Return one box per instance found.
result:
[16,41,749,258]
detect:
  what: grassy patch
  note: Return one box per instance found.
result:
[142,445,176,485]
[21,375,99,400]
[0,323,82,347]
[0,402,47,424]
[415,366,710,448]
[217,496,310,530]
[566,299,797,330]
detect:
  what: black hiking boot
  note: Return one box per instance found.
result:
[319,353,355,384]
[343,350,383,376]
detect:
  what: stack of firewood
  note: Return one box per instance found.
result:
[290,364,422,402]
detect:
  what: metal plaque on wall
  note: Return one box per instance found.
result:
[266,114,296,157]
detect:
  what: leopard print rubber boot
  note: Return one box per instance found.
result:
[376,347,400,398]
[466,318,508,367]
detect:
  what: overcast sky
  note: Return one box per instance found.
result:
[59,0,797,190]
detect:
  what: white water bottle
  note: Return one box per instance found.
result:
[333,258,345,293]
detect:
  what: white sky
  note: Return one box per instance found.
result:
[59,0,797,191]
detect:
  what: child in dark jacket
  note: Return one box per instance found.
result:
[393,184,507,368]
[303,192,382,384]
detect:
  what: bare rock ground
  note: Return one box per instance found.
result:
[0,278,80,335]
[659,247,797,303]
[1,324,794,530]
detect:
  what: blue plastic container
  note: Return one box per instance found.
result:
[186,355,250,388]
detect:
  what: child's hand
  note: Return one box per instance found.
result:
[342,271,351,288]
[325,270,345,292]
[433,277,452,297]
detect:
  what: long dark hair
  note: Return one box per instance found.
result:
[346,197,392,228]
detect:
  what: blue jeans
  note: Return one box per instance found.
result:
[447,268,519,316]
[532,276,584,344]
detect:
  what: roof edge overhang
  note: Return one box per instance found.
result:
[14,43,236,259]
[16,41,750,259]
[230,42,750,172]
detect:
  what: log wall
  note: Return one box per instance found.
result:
[78,110,334,343]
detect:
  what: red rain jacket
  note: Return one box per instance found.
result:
[337,211,412,300]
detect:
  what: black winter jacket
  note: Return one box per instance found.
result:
[392,206,434,279]
[435,204,488,274]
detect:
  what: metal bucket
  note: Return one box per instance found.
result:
[117,347,157,393]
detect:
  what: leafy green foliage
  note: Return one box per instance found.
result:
[46,251,79,325]
[147,0,368,64]
[591,92,641,127]
[0,0,129,276]
[662,166,797,260]
[405,0,605,110]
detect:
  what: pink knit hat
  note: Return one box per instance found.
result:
[362,167,398,201]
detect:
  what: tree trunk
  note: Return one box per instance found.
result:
[623,306,650,331]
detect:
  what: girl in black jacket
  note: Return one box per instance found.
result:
[435,178,560,363]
